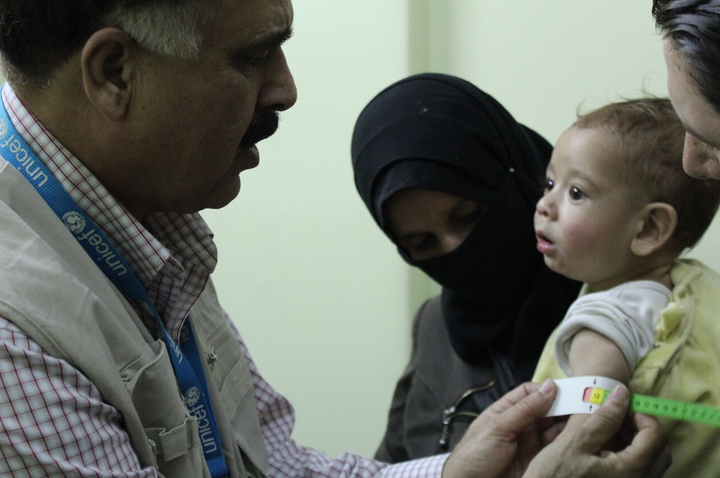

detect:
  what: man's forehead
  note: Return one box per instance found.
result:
[204,0,293,46]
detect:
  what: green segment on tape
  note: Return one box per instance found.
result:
[586,387,720,427]
[583,388,720,428]
[630,394,720,427]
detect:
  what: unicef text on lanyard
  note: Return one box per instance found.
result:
[0,86,229,478]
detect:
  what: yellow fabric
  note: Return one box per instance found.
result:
[533,259,720,478]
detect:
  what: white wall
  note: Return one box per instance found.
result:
[203,1,415,459]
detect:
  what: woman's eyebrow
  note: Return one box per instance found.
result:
[449,199,485,216]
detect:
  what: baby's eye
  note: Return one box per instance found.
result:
[541,178,554,194]
[569,186,585,201]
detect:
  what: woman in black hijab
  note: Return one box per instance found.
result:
[351,73,581,462]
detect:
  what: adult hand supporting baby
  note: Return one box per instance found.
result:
[442,382,670,478]
[525,385,671,478]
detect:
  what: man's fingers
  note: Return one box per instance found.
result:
[488,381,544,415]
[539,419,565,447]
[644,447,672,478]
[569,389,669,478]
[573,385,629,452]
[490,380,558,435]
[612,412,669,473]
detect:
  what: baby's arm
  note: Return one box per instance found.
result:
[563,328,631,432]
[568,328,631,383]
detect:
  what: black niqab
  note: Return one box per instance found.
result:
[351,73,581,380]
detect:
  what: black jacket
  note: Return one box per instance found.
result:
[375,297,518,462]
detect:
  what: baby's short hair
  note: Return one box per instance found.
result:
[575,97,720,251]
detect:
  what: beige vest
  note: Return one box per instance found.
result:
[0,156,269,478]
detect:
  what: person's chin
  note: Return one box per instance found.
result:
[202,148,258,210]
[203,176,242,211]
[543,256,563,275]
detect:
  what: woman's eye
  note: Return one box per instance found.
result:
[569,186,585,201]
[454,207,483,226]
[402,235,436,253]
[416,235,437,250]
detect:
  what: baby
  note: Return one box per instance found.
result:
[532,98,720,478]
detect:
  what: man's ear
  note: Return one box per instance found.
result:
[631,202,678,257]
[81,28,137,121]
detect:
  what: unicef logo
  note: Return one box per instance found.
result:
[0,119,7,139]
[185,387,201,407]
[62,211,86,234]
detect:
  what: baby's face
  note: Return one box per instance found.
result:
[533,126,646,291]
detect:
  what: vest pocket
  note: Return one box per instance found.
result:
[204,327,268,475]
[145,417,209,478]
[121,340,209,477]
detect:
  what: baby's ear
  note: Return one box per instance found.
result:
[631,203,678,257]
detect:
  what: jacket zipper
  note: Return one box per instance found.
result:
[439,378,497,448]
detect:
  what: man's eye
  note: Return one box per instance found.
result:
[236,56,265,67]
[569,186,585,201]
[233,49,271,69]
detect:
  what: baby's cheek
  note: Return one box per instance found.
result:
[563,220,598,246]
[563,221,605,260]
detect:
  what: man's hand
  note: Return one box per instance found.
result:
[524,385,671,478]
[441,381,671,478]
[442,380,562,478]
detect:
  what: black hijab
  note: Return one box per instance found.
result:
[351,73,581,380]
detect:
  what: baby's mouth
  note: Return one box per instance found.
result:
[536,231,553,244]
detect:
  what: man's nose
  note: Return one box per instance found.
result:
[259,48,297,112]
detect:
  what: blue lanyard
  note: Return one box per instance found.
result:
[0,85,229,478]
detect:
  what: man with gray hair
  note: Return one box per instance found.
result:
[0,1,668,477]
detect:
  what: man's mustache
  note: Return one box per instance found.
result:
[240,111,279,148]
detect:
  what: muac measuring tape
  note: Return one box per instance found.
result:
[546,377,720,427]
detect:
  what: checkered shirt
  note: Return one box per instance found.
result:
[0,85,448,478]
